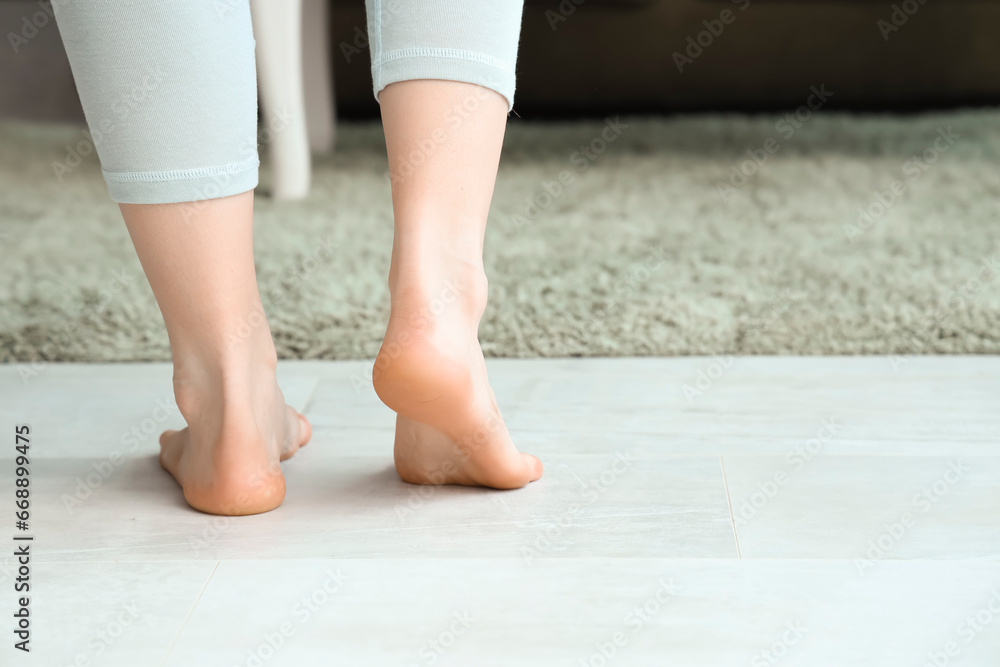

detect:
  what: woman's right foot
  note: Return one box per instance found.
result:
[372,239,542,490]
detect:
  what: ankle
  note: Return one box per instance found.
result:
[389,216,484,272]
[388,261,489,326]
[171,346,279,424]
[389,233,488,315]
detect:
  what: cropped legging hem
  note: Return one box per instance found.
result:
[103,158,260,205]
[54,0,524,205]
[372,49,517,111]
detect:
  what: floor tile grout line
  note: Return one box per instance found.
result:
[719,455,742,560]
[158,559,220,666]
[297,376,322,416]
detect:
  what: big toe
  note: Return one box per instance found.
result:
[279,410,312,461]
[297,413,312,448]
[158,429,184,473]
[523,453,543,483]
[478,452,543,489]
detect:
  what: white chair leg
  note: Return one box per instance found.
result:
[250,0,311,200]
[302,0,336,154]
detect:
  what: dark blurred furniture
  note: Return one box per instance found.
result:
[3,0,997,124]
[328,0,1000,115]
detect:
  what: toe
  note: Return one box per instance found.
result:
[475,451,543,489]
[158,428,184,478]
[297,413,312,448]
[522,453,543,483]
[279,409,312,461]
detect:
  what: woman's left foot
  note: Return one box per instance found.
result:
[159,358,312,515]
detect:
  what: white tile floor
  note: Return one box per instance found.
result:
[0,357,998,665]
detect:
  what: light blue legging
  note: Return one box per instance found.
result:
[52,0,523,204]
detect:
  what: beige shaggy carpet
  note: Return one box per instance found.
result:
[1,110,999,362]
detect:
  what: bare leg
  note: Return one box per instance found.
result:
[121,192,311,515]
[373,80,542,489]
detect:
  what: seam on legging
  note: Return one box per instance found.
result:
[102,157,260,184]
[373,48,515,76]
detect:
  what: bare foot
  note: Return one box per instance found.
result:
[373,248,542,489]
[159,360,311,515]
